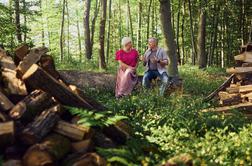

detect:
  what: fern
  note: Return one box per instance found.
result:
[97,147,138,166]
[68,107,128,127]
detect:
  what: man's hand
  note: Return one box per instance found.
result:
[150,57,158,64]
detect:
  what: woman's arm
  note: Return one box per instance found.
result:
[118,60,135,70]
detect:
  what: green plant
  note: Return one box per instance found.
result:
[68,107,128,127]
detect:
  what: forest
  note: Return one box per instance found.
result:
[0,0,252,166]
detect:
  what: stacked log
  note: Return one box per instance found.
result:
[0,44,132,166]
[204,43,252,117]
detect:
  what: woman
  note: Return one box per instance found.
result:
[115,37,139,98]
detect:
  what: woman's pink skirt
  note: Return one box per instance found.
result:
[115,68,138,97]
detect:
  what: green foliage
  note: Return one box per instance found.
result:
[68,107,127,127]
[81,65,252,165]
[0,156,2,166]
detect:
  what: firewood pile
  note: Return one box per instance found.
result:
[0,45,131,166]
[203,43,252,117]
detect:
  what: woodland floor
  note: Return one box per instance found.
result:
[55,64,252,165]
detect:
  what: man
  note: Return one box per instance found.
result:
[141,37,169,96]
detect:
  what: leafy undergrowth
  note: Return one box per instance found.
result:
[78,65,252,166]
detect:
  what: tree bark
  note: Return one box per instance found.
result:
[188,0,197,65]
[127,0,133,39]
[60,0,66,62]
[20,105,61,145]
[14,0,22,43]
[159,0,179,78]
[22,64,96,110]
[181,0,186,64]
[106,0,112,63]
[198,3,207,69]
[137,0,142,52]
[9,90,55,123]
[90,0,100,55]
[40,0,45,47]
[146,0,153,40]
[176,0,181,64]
[99,0,107,69]
[76,9,82,61]
[22,0,27,42]
[83,0,92,59]
[66,0,70,60]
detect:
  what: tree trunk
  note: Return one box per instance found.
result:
[176,0,181,64]
[76,9,82,61]
[99,0,107,69]
[146,0,153,40]
[45,0,51,48]
[137,0,142,52]
[159,0,179,78]
[118,0,122,46]
[22,0,27,42]
[83,0,92,59]
[66,0,70,60]
[181,0,185,64]
[188,0,197,65]
[127,0,133,39]
[106,0,112,64]
[60,0,66,62]
[198,4,207,69]
[90,0,100,55]
[39,0,45,46]
[14,0,22,43]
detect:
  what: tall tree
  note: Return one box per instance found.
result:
[83,0,92,59]
[66,0,70,59]
[181,0,186,64]
[159,0,179,78]
[60,0,66,61]
[91,0,100,53]
[137,0,142,52]
[66,0,71,59]
[14,0,22,43]
[188,0,197,65]
[99,0,107,69]
[22,0,27,42]
[127,0,133,40]
[146,0,152,40]
[176,0,181,64]
[106,0,112,63]
[39,0,45,46]
[76,9,82,61]
[198,0,207,69]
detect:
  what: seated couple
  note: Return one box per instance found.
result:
[115,37,169,99]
